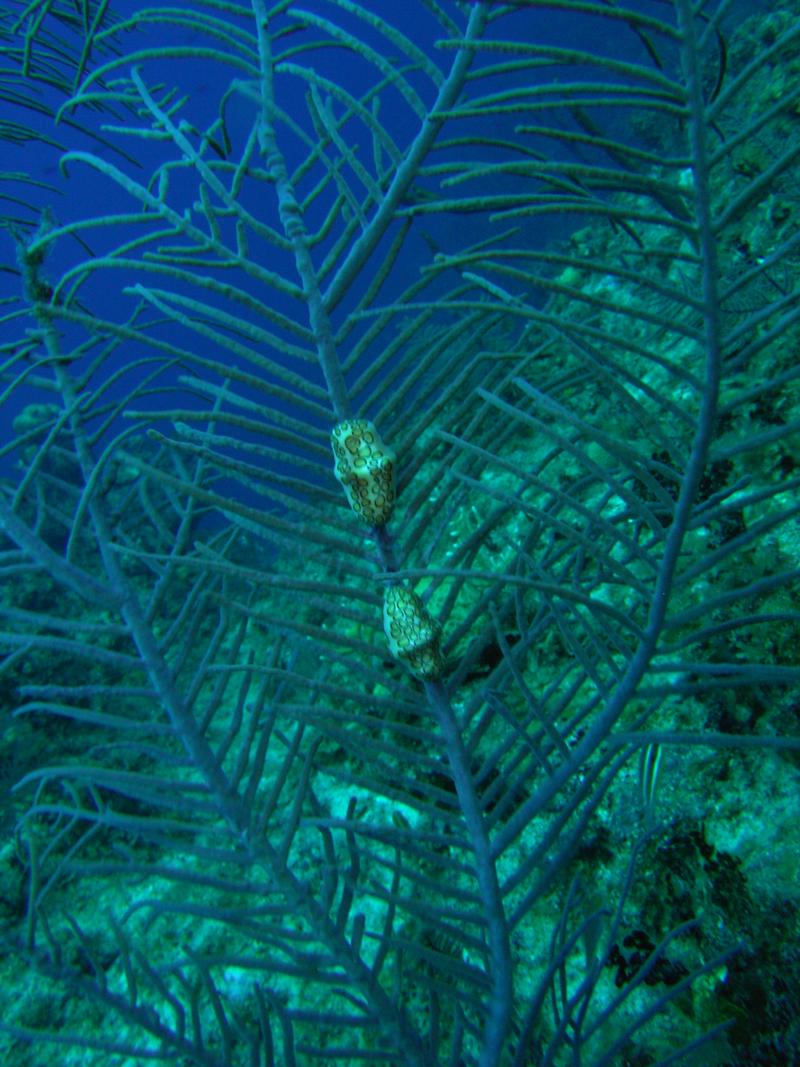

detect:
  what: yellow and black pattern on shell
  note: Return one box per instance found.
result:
[383,585,443,681]
[331,419,396,526]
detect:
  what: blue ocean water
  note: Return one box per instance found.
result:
[1,0,692,441]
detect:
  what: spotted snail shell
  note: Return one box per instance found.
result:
[331,419,396,526]
[384,585,443,681]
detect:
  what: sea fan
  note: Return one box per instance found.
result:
[0,1,798,1064]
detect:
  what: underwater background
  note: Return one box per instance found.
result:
[0,0,798,1064]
